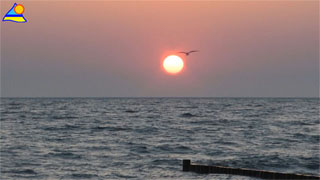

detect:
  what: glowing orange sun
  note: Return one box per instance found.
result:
[163,55,184,74]
[14,4,25,14]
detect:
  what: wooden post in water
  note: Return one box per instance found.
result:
[183,159,191,171]
[182,159,320,180]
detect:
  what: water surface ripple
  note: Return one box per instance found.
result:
[1,98,319,179]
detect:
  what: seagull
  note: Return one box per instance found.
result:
[178,50,199,56]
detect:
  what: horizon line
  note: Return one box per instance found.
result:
[0,96,319,99]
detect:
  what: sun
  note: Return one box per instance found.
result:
[163,55,184,74]
[14,4,25,14]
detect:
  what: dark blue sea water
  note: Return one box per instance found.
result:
[0,98,319,179]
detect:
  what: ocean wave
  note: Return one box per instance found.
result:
[180,112,196,117]
[43,124,81,131]
[71,173,99,178]
[52,115,78,120]
[92,126,131,132]
[125,110,139,113]
[4,169,37,175]
[175,106,198,109]
[114,173,137,179]
[47,152,82,159]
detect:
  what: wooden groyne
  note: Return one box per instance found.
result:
[182,159,320,180]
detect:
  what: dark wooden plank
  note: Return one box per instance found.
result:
[182,159,320,179]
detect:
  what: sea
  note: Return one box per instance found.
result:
[0,98,319,179]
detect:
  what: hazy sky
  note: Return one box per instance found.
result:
[1,1,319,97]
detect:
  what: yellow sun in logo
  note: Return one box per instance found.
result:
[14,4,24,14]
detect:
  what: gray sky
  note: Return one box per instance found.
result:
[1,1,319,97]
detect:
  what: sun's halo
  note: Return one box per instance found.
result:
[163,55,184,74]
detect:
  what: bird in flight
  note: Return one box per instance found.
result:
[178,50,199,56]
